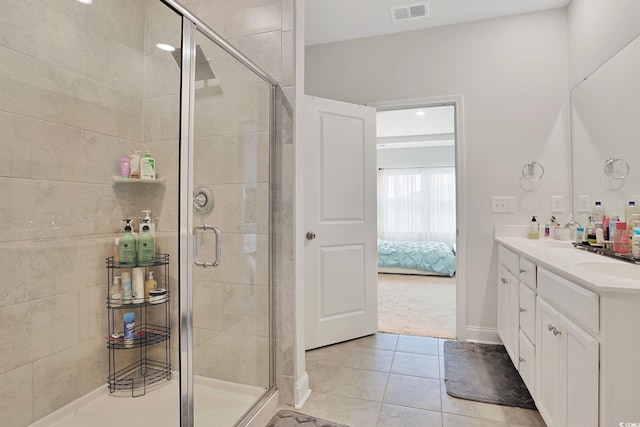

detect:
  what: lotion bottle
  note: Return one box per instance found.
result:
[140,151,156,180]
[144,271,157,301]
[632,228,640,258]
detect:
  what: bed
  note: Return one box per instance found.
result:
[377,239,456,277]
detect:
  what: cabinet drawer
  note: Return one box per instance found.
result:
[519,257,536,289]
[519,283,536,342]
[519,331,535,397]
[499,245,520,276]
[538,268,599,334]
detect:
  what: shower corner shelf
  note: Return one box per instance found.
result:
[111,176,166,187]
[106,254,171,397]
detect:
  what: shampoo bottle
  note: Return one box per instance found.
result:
[137,224,155,266]
[118,219,137,267]
[132,267,145,303]
[129,150,142,179]
[140,151,156,180]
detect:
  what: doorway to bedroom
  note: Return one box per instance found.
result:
[376,103,457,339]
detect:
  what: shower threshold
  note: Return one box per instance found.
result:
[28,375,265,427]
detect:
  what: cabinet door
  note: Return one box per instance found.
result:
[498,265,511,348]
[536,297,562,427]
[519,283,536,342]
[508,273,520,365]
[561,315,598,427]
[519,257,536,289]
[519,331,535,396]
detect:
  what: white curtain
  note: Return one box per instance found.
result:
[378,167,456,245]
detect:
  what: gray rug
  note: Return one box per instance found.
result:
[443,340,536,409]
[265,410,349,427]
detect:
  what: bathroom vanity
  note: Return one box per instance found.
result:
[495,232,640,427]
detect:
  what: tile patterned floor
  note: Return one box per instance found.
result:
[298,333,547,427]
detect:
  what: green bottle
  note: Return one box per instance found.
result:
[137,224,155,266]
[118,219,137,267]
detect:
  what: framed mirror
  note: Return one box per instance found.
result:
[571,34,640,223]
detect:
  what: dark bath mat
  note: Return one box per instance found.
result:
[443,340,536,409]
[265,410,350,427]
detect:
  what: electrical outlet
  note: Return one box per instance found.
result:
[578,195,591,213]
[551,196,564,213]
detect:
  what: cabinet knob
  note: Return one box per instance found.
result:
[519,357,525,363]
[548,324,554,332]
[520,308,526,312]
[548,324,562,336]
[520,268,526,274]
[501,278,508,284]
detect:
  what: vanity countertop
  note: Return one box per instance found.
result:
[495,236,640,293]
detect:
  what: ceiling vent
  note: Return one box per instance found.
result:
[391,2,430,22]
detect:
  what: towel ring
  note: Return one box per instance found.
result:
[604,157,629,180]
[522,161,544,182]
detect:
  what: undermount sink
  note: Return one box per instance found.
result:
[576,261,640,280]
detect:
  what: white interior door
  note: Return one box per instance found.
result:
[304,95,377,350]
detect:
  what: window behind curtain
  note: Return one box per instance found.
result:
[378,167,456,245]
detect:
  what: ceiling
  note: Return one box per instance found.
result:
[305,0,570,46]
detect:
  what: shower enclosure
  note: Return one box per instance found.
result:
[0,1,278,426]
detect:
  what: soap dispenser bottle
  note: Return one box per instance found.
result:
[140,151,156,180]
[528,216,540,239]
[140,210,156,241]
[118,219,137,267]
[137,224,155,266]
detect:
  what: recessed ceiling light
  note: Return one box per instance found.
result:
[156,43,176,52]
[416,111,425,116]
[77,0,93,4]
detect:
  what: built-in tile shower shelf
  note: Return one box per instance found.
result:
[111,176,166,186]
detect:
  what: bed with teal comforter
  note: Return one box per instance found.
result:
[377,239,456,277]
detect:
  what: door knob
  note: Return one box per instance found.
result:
[306,231,316,240]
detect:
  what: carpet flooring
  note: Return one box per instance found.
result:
[266,410,349,427]
[443,340,536,409]
[377,273,456,338]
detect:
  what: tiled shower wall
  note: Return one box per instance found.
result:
[0,1,296,426]
[0,1,147,427]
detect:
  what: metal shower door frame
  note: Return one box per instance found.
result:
[171,3,278,426]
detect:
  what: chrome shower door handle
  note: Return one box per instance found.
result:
[193,224,221,267]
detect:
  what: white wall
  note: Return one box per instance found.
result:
[306,9,571,341]
[377,146,455,169]
[567,0,640,87]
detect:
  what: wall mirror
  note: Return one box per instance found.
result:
[571,34,640,223]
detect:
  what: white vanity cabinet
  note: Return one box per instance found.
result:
[496,237,640,427]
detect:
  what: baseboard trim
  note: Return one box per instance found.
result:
[294,372,312,409]
[465,326,501,344]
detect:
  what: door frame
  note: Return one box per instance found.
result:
[370,95,466,341]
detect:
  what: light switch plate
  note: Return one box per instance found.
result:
[578,195,591,213]
[491,196,515,213]
[551,196,564,213]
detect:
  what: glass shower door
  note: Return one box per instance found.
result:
[179,23,274,426]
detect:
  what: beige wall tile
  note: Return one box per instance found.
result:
[224,0,282,38]
[198,38,264,87]
[194,84,252,137]
[144,0,182,55]
[79,285,108,341]
[281,0,293,32]
[82,131,139,184]
[231,31,282,81]
[84,0,145,53]
[0,293,80,374]
[0,364,33,427]
[223,283,269,336]
[36,2,84,77]
[281,30,294,87]
[144,95,180,142]
[0,0,37,57]
[181,0,225,35]
[0,112,83,181]
[32,337,107,420]
[193,280,225,329]
[144,49,181,99]
[0,45,143,140]
[0,178,37,242]
[42,0,85,21]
